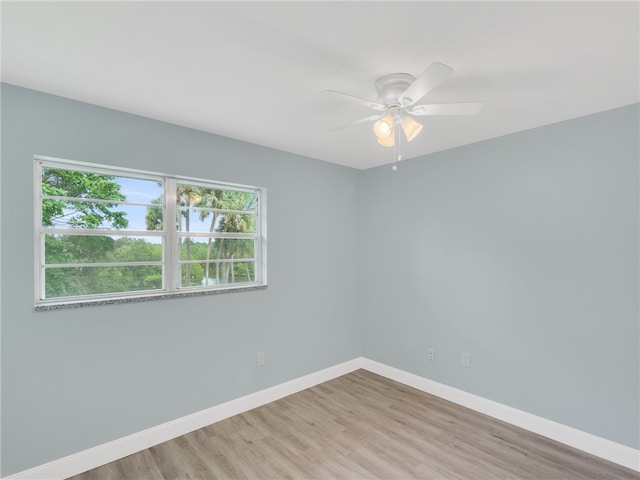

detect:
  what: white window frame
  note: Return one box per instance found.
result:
[34,156,266,308]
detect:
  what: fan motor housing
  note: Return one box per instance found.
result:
[375,73,415,106]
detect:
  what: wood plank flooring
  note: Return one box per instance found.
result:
[68,370,639,479]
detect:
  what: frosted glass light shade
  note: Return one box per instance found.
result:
[374,115,394,139]
[377,129,395,147]
[401,116,423,142]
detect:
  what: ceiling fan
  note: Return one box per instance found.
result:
[323,62,484,147]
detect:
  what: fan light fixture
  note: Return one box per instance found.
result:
[401,116,423,142]
[373,114,423,147]
[373,115,394,139]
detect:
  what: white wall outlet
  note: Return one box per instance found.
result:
[428,348,435,361]
[257,351,265,367]
[462,352,471,367]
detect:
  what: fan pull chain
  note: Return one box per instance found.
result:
[392,123,401,171]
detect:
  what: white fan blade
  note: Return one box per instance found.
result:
[329,114,382,132]
[321,90,385,111]
[408,102,484,116]
[398,62,455,107]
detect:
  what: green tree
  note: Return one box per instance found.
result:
[209,191,255,284]
[197,189,225,282]
[145,197,163,231]
[176,186,202,285]
[145,187,256,286]
[42,167,128,229]
[41,167,130,297]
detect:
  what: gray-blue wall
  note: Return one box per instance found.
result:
[0,84,362,475]
[360,104,639,450]
[1,84,638,476]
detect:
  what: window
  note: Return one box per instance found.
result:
[35,156,266,307]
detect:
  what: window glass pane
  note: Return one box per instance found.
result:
[44,265,163,298]
[42,201,163,231]
[41,167,163,230]
[176,185,256,211]
[42,167,162,201]
[181,261,255,287]
[179,238,255,261]
[45,235,162,264]
[177,209,256,233]
[175,184,256,234]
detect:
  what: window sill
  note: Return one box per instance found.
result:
[34,284,268,311]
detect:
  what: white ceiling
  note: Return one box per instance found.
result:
[2,1,638,170]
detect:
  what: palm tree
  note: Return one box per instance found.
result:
[214,192,255,283]
[176,185,202,286]
[197,189,225,283]
[146,187,256,286]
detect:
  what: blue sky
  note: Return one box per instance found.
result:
[117,177,162,232]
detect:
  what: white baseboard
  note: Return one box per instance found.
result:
[5,356,638,478]
[4,358,364,480]
[360,358,640,472]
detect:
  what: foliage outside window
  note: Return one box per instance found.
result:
[35,157,265,306]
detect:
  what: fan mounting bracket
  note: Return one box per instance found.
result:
[375,73,415,106]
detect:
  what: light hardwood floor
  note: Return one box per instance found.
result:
[69,370,639,479]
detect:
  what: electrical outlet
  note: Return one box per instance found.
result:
[462,352,470,367]
[428,348,435,361]
[257,351,265,367]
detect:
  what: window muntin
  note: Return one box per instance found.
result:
[35,157,264,305]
